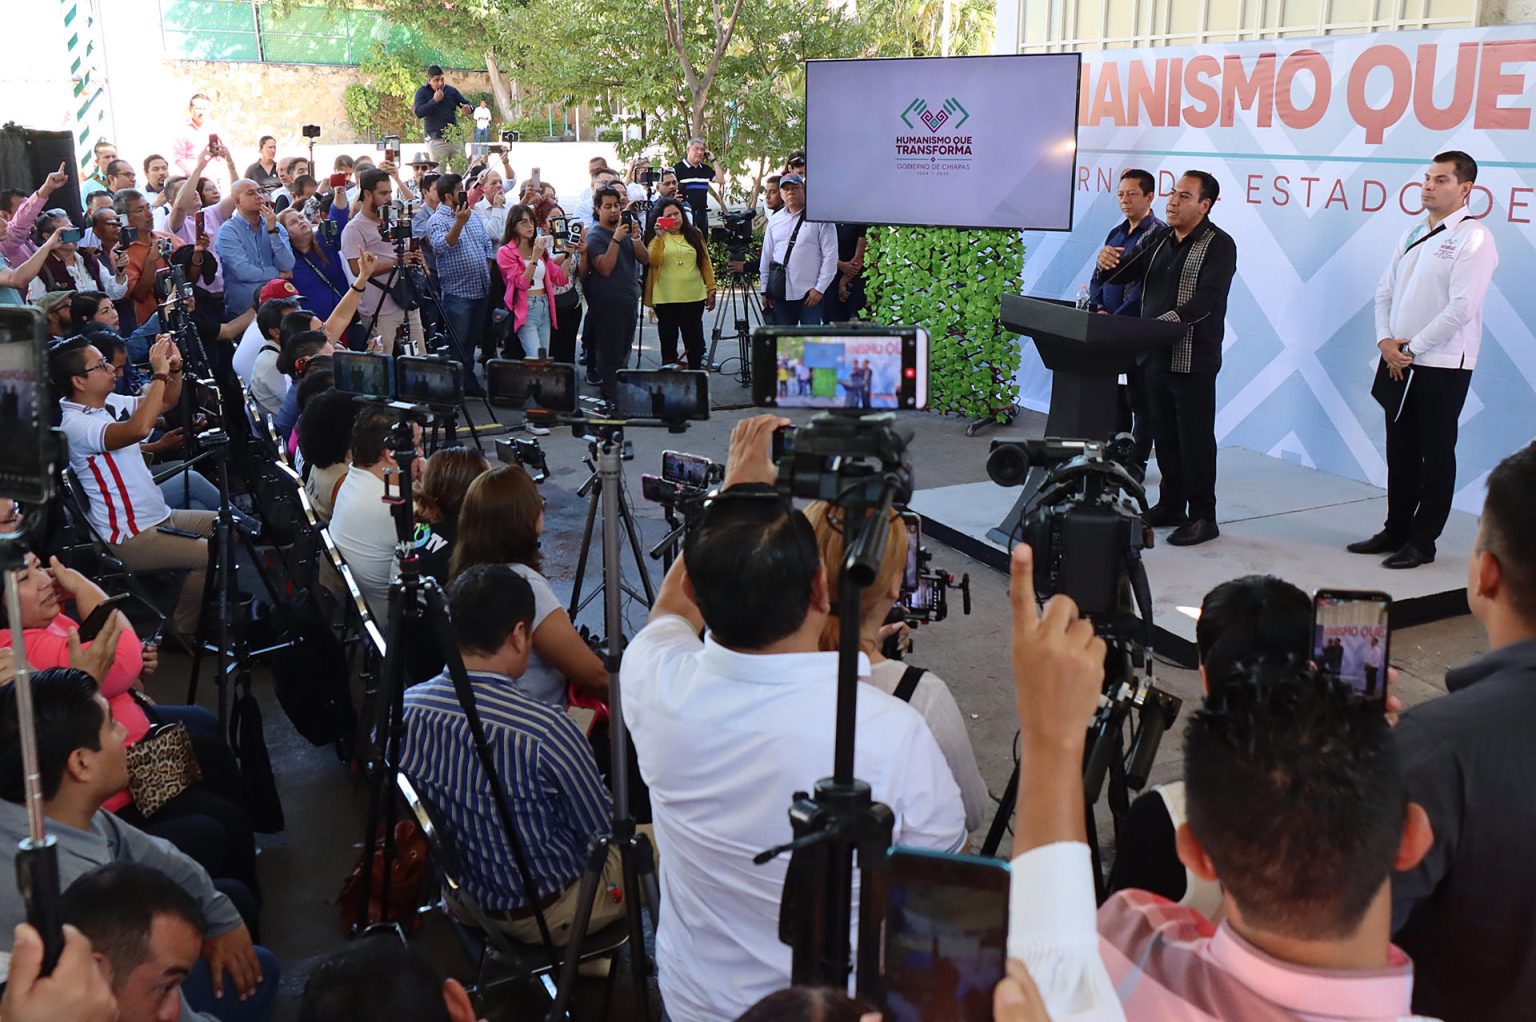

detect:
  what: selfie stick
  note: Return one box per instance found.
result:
[4,550,62,974]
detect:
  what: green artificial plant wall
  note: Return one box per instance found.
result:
[862,227,1025,420]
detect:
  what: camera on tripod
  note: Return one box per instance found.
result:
[495,435,548,483]
[986,434,1148,620]
[712,208,755,261]
[302,124,322,139]
[382,205,413,242]
[314,218,340,244]
[640,450,720,513]
[895,511,970,625]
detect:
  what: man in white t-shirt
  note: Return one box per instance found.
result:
[233,284,303,389]
[329,406,420,617]
[621,415,967,1022]
[49,336,215,640]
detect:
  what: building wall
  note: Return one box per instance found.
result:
[991,0,1535,52]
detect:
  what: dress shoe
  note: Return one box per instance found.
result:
[1168,519,1220,546]
[1144,503,1188,528]
[1347,531,1404,555]
[1382,543,1434,569]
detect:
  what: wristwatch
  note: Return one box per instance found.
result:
[151,372,171,384]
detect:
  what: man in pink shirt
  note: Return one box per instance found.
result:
[1004,544,1438,1021]
[172,92,230,190]
[1,163,71,269]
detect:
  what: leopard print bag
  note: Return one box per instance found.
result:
[126,723,203,817]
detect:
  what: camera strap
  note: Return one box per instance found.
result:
[893,665,925,704]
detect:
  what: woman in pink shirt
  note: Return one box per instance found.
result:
[496,203,569,357]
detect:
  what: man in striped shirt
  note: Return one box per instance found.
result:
[51,335,214,641]
[399,564,620,944]
[1004,544,1438,1022]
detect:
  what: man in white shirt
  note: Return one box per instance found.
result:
[232,286,302,388]
[758,174,837,327]
[329,406,416,617]
[622,415,966,1022]
[49,336,215,640]
[1350,149,1499,570]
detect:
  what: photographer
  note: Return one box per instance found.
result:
[448,465,608,703]
[642,196,715,369]
[1002,543,1434,1020]
[340,168,426,354]
[583,185,650,399]
[1106,574,1312,915]
[803,501,989,833]
[534,198,583,363]
[278,182,353,324]
[399,565,622,944]
[50,335,214,641]
[622,415,965,1021]
[23,210,124,300]
[496,203,569,362]
[330,405,421,616]
[413,65,473,169]
[425,173,495,396]
[758,174,837,327]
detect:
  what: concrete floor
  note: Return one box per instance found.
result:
[143,315,1493,1020]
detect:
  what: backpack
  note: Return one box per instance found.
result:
[265,589,357,748]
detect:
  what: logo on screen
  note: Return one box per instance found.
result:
[901,97,970,133]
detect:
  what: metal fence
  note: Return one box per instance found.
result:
[158,0,477,68]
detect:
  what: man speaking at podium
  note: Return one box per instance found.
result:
[1098,171,1237,547]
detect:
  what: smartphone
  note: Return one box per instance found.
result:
[752,326,929,411]
[208,133,220,152]
[396,355,462,408]
[486,359,577,414]
[330,172,348,189]
[119,225,140,246]
[332,349,393,400]
[194,211,205,237]
[76,593,130,643]
[58,228,83,244]
[656,216,679,230]
[640,473,681,503]
[613,369,709,422]
[661,450,712,488]
[895,512,936,620]
[157,525,203,540]
[882,846,1009,1022]
[0,308,54,504]
[1312,589,1391,700]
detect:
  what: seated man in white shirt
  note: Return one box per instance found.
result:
[622,415,967,1022]
[329,405,419,617]
[232,287,302,389]
[49,336,215,641]
[1003,544,1437,1022]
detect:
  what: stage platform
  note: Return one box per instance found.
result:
[911,447,1476,666]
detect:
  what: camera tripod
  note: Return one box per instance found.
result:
[706,259,762,387]
[547,422,662,1021]
[566,431,655,625]
[351,411,562,972]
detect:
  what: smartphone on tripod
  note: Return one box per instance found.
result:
[486,359,577,414]
[752,325,930,410]
[882,846,1010,1022]
[396,355,462,408]
[612,368,709,423]
[333,350,394,400]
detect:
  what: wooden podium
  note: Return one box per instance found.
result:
[985,295,1184,546]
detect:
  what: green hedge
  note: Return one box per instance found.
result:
[863,227,1025,420]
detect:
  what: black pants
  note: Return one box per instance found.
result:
[1114,362,1155,475]
[549,296,583,364]
[1146,363,1218,522]
[588,297,637,399]
[655,300,706,368]
[1384,364,1472,553]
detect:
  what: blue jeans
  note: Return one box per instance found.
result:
[438,292,486,394]
[770,294,825,327]
[474,126,490,143]
[516,293,552,356]
[183,945,280,1022]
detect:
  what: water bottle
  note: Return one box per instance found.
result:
[1075,284,1091,311]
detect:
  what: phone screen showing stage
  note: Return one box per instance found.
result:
[883,847,1008,1022]
[396,357,461,407]
[332,351,392,400]
[754,327,927,410]
[613,369,709,421]
[0,309,49,504]
[1312,590,1391,701]
[486,360,577,414]
[897,513,933,615]
[662,451,710,487]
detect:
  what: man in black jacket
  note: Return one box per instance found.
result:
[1391,441,1536,1022]
[1099,170,1237,546]
[413,65,472,171]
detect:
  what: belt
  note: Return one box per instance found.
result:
[483,887,562,921]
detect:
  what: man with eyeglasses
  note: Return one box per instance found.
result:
[49,335,215,644]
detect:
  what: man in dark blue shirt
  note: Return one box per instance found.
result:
[1091,168,1164,479]
[412,65,472,171]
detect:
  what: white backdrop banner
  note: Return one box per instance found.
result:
[1017,25,1536,512]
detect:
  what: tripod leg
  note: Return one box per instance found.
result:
[618,839,654,1020]
[978,759,1020,858]
[185,536,219,704]
[567,479,601,621]
[546,836,613,1021]
[617,488,655,606]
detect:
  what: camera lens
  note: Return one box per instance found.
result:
[986,443,1031,488]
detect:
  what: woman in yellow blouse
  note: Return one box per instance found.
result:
[643,196,716,368]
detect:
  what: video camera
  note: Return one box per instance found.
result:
[712,208,755,260]
[496,436,549,483]
[640,450,721,515]
[985,434,1147,620]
